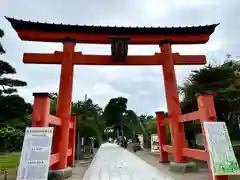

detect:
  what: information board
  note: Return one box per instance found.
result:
[17,127,54,180]
[204,122,240,176]
[138,134,144,149]
[151,134,160,153]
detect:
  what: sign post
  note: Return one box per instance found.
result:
[204,122,240,176]
[151,134,160,153]
[17,127,54,180]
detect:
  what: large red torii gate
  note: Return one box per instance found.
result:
[7,17,226,180]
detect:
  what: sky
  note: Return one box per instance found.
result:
[0,0,239,115]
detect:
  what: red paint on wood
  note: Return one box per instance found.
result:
[159,118,169,127]
[49,115,62,126]
[179,111,201,123]
[68,115,76,167]
[16,29,211,44]
[197,94,228,180]
[69,121,73,129]
[55,42,75,169]
[156,112,168,162]
[32,95,50,127]
[67,149,72,156]
[160,43,187,163]
[50,153,60,166]
[182,148,208,161]
[162,145,173,153]
[23,52,206,65]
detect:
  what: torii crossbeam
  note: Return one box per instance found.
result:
[23,52,206,65]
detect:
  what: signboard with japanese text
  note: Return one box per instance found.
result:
[204,122,240,176]
[151,134,159,153]
[17,127,54,180]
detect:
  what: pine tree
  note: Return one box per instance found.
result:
[0,28,27,95]
[0,29,5,54]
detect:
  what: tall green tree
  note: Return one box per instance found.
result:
[103,97,128,141]
[102,97,149,144]
[50,95,106,145]
[122,110,141,141]
[72,98,105,145]
[0,28,30,124]
[180,55,240,142]
[0,29,32,152]
[0,29,27,95]
[0,95,32,124]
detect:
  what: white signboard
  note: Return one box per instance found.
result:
[17,127,54,180]
[151,134,160,153]
[138,135,144,149]
[204,122,240,176]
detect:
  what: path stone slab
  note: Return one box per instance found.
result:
[82,143,174,180]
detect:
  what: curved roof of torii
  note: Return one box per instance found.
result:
[6,17,219,44]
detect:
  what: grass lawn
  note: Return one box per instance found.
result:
[0,152,21,170]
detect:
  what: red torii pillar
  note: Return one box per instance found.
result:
[160,40,186,163]
[55,40,75,169]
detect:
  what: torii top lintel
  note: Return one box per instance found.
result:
[6,17,219,45]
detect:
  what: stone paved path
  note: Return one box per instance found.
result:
[69,143,240,180]
[81,143,174,180]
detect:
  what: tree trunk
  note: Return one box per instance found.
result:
[121,122,124,140]
[116,129,120,143]
[234,78,240,89]
[96,135,102,147]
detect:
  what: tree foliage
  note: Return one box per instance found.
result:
[71,98,105,145]
[0,29,27,96]
[0,126,24,152]
[68,96,153,146]
[0,28,31,152]
[180,58,240,113]
[0,61,27,96]
[180,55,240,142]
[103,97,127,129]
[0,95,32,124]
[102,97,146,143]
